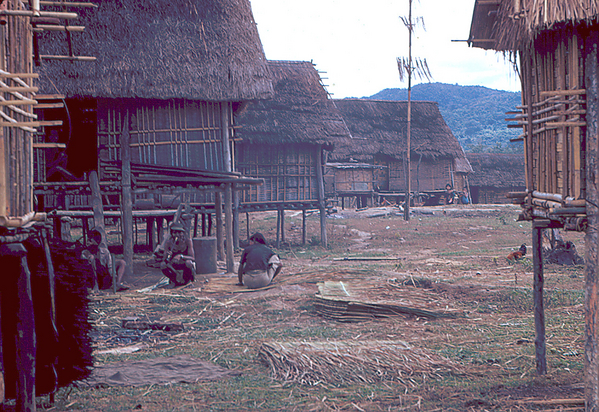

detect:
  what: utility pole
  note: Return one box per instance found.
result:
[397,0,432,221]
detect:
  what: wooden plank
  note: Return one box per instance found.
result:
[32,25,85,32]
[40,55,96,61]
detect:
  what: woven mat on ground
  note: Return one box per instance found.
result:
[82,355,241,386]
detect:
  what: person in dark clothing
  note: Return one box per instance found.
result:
[82,228,127,291]
[160,223,195,287]
[237,232,282,289]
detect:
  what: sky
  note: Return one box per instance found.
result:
[249,0,521,99]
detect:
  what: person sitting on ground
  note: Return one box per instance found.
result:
[237,232,283,289]
[160,223,195,287]
[82,228,128,291]
[460,187,470,204]
[443,183,456,205]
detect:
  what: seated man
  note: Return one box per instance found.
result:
[237,233,282,289]
[160,223,195,287]
[82,228,127,291]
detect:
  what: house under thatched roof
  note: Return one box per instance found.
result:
[236,60,351,148]
[331,99,471,169]
[466,153,525,189]
[35,0,273,101]
[469,0,599,51]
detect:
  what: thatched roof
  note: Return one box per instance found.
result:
[235,60,351,147]
[35,0,273,101]
[331,99,473,173]
[466,153,526,188]
[469,0,599,51]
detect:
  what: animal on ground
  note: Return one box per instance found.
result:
[507,244,527,263]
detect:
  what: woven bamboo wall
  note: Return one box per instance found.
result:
[520,30,585,199]
[388,158,454,192]
[98,99,232,174]
[334,169,375,192]
[0,1,35,221]
[237,143,317,202]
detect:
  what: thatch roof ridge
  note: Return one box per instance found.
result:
[469,0,599,51]
[331,99,473,173]
[35,0,273,101]
[466,153,526,188]
[235,60,351,147]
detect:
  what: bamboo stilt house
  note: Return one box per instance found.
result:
[235,60,352,247]
[466,153,526,204]
[330,99,472,204]
[469,0,599,404]
[32,0,274,272]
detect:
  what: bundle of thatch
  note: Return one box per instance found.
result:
[314,280,461,322]
[258,340,460,386]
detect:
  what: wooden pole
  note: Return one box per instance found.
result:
[404,0,412,222]
[121,111,133,286]
[233,186,239,250]
[16,249,36,412]
[225,184,234,273]
[276,207,281,249]
[246,212,250,241]
[280,208,285,245]
[215,191,224,261]
[302,209,307,246]
[532,222,547,375]
[315,146,327,247]
[41,229,58,396]
[585,33,599,411]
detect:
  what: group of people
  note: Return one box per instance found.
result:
[85,222,282,292]
[442,184,470,205]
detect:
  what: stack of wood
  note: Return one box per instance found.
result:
[509,190,587,231]
[313,280,461,322]
[259,340,460,386]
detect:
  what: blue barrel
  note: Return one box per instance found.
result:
[193,237,217,274]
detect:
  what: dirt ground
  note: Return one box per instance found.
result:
[36,204,589,411]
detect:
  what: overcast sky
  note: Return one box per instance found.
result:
[249,0,521,99]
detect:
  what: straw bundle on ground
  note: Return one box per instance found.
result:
[258,340,460,386]
[314,280,461,322]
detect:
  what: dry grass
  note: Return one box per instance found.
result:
[30,205,587,411]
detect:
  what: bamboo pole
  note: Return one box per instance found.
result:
[221,102,234,273]
[315,145,327,247]
[215,191,224,261]
[584,33,599,411]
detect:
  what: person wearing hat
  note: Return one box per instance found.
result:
[82,227,128,291]
[237,232,282,289]
[160,222,195,287]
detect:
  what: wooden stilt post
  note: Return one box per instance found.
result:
[532,222,547,375]
[315,146,327,247]
[225,184,234,273]
[15,248,36,412]
[233,186,240,250]
[280,208,285,245]
[41,230,58,397]
[302,209,307,246]
[221,102,234,272]
[585,33,599,410]
[149,217,156,251]
[215,190,224,261]
[246,212,250,241]
[121,111,134,289]
[276,208,281,249]
[89,170,106,291]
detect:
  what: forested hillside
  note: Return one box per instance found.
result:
[367,83,523,154]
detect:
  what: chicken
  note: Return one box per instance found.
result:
[507,244,527,262]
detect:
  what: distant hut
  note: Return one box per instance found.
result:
[469,0,599,403]
[33,0,273,271]
[236,60,352,247]
[466,153,526,204]
[331,99,472,205]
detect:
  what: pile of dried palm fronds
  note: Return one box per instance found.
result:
[314,280,461,322]
[258,340,461,386]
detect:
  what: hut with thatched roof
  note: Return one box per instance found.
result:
[32,0,274,272]
[330,99,472,206]
[469,0,599,403]
[235,60,352,247]
[466,153,526,204]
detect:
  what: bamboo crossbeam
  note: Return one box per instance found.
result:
[532,190,563,202]
[0,10,78,19]
[34,103,64,109]
[40,55,96,61]
[0,99,37,106]
[33,143,66,149]
[550,207,586,215]
[40,1,98,7]
[540,88,586,97]
[0,86,38,93]
[0,73,38,79]
[0,120,62,127]
[32,25,85,32]
[532,197,562,209]
[35,94,65,100]
[547,121,586,128]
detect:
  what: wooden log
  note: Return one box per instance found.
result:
[121,112,133,290]
[532,190,563,202]
[584,32,599,410]
[540,88,586,97]
[532,223,547,375]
